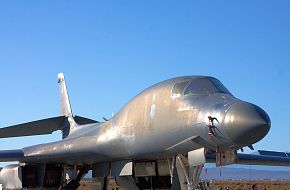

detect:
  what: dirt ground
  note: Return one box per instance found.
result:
[211,180,290,190]
[78,180,290,190]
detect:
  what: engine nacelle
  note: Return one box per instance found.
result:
[0,164,62,189]
[0,164,22,189]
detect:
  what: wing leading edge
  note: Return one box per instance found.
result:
[0,148,289,166]
[206,150,290,167]
[0,149,24,162]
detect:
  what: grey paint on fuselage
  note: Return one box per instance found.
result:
[21,76,269,165]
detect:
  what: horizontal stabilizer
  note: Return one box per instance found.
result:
[0,116,99,138]
[74,116,99,125]
[0,116,66,138]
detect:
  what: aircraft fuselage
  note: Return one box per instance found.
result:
[22,76,270,164]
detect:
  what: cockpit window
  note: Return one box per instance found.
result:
[184,78,230,96]
[210,78,230,94]
[172,81,190,98]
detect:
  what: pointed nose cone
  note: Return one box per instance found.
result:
[224,102,271,145]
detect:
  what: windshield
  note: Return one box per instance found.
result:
[184,78,230,95]
[172,80,190,98]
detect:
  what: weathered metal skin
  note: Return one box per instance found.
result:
[0,164,22,189]
[20,76,270,165]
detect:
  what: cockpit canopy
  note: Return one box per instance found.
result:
[172,77,231,98]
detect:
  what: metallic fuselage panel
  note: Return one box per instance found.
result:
[21,76,267,164]
[21,77,234,164]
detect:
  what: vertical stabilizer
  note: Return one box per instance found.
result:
[58,73,72,117]
[57,73,77,138]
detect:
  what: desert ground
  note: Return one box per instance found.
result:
[78,179,290,190]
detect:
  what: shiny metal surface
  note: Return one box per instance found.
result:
[0,73,288,187]
[12,75,267,164]
[223,102,271,146]
[0,164,22,189]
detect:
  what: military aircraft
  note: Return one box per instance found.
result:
[0,73,289,190]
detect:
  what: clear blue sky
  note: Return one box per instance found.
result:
[0,1,290,166]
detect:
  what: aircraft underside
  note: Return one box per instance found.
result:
[0,154,204,190]
[1,149,290,190]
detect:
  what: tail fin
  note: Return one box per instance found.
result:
[57,73,77,138]
[57,73,73,117]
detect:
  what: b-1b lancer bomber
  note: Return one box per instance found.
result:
[0,73,289,190]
